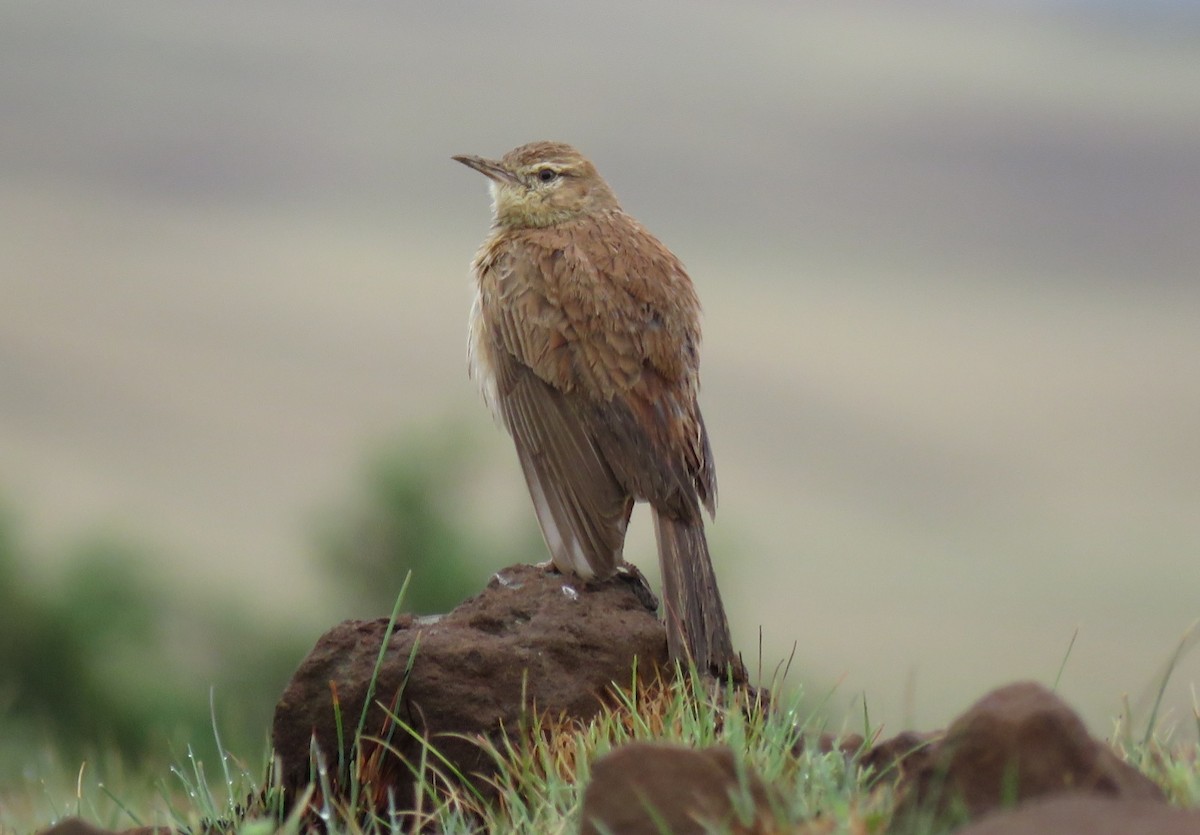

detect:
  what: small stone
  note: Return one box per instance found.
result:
[955,794,1200,835]
[890,681,1163,830]
[36,820,113,835]
[580,742,774,835]
[860,730,940,786]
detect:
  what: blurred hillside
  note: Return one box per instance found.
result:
[1,0,1198,741]
[0,433,516,783]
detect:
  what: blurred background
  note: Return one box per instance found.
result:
[2,0,1199,785]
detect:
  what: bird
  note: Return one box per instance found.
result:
[453,141,741,680]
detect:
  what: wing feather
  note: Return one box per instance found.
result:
[474,210,715,578]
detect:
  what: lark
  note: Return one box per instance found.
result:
[454,141,740,679]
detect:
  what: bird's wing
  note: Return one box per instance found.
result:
[561,213,714,520]
[484,216,715,528]
[479,234,632,578]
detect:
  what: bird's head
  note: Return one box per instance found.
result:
[453,141,620,228]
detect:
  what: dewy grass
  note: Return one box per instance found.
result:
[16,627,1200,833]
[160,719,267,831]
[1142,619,1200,749]
[342,574,414,821]
[14,679,1198,834]
[462,662,862,834]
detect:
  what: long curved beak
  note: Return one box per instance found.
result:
[452,154,519,185]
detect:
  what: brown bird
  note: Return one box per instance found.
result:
[454,141,741,680]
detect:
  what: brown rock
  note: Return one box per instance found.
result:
[272,563,669,814]
[36,820,113,835]
[580,743,774,835]
[860,730,940,787]
[890,681,1163,830]
[956,795,1200,835]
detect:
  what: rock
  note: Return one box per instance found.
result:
[272,563,669,814]
[792,731,866,760]
[860,730,940,787]
[580,743,773,835]
[890,681,1163,830]
[36,821,115,835]
[955,795,1200,835]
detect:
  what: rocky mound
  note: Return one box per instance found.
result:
[37,567,1197,835]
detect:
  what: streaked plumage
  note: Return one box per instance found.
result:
[455,141,740,678]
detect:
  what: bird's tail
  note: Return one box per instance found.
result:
[653,511,745,682]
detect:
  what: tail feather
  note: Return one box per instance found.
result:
[653,511,744,681]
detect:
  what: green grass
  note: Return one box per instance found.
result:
[4,668,865,834]
[5,671,1198,835]
[9,617,1200,834]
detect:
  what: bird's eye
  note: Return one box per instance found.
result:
[537,168,558,182]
